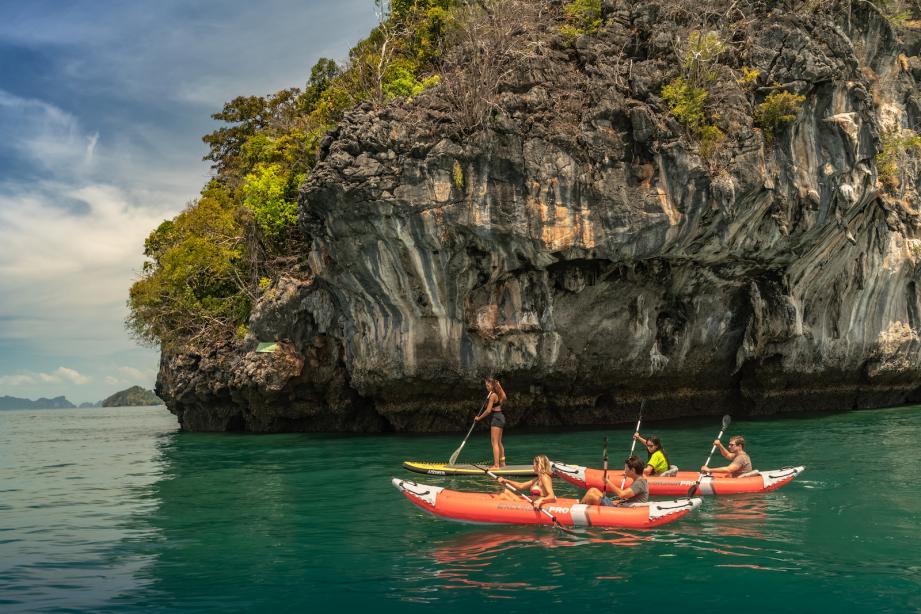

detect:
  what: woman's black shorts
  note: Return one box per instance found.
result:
[490,412,506,428]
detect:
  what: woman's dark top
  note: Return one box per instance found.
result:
[491,393,503,412]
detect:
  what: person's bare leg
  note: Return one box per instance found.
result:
[581,487,603,505]
[490,427,501,469]
[498,431,506,467]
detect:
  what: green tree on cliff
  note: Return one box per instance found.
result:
[128,183,251,346]
[129,0,459,348]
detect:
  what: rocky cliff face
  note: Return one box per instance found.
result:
[158,0,921,432]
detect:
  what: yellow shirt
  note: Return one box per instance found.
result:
[647,450,669,475]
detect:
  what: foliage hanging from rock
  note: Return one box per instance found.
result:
[876,127,921,194]
[754,90,806,142]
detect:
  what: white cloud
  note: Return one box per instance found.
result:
[56,367,90,385]
[0,374,35,387]
[95,365,158,390]
[116,366,156,381]
[0,181,171,300]
[0,187,175,376]
[0,367,89,387]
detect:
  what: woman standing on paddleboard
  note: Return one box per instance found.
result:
[475,376,507,469]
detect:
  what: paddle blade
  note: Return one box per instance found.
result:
[555,522,579,536]
[722,414,731,429]
[448,442,464,466]
[687,483,699,497]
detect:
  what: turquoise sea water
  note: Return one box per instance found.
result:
[1,405,920,612]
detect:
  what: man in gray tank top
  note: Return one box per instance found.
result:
[702,435,753,477]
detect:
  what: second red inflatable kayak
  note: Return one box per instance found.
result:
[551,462,805,496]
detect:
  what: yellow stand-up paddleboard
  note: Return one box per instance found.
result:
[402,461,536,477]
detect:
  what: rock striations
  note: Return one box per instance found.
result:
[157,1,921,431]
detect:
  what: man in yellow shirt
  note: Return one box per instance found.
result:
[633,432,671,476]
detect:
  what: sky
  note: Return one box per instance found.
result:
[0,0,379,403]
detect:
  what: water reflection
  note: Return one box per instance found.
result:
[431,527,648,565]
[415,526,655,599]
[650,493,809,573]
[704,495,773,540]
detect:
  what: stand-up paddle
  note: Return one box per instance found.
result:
[687,414,731,497]
[621,401,644,488]
[449,394,490,466]
[472,464,577,536]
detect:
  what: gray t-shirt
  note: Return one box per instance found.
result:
[731,451,752,476]
[625,477,648,505]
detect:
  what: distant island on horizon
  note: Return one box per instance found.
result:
[0,386,163,410]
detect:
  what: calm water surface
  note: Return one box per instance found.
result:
[1,405,920,612]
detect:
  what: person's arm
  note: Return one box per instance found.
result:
[701,461,741,475]
[714,440,733,460]
[633,432,648,446]
[498,476,535,491]
[602,477,635,500]
[475,393,496,421]
[532,474,556,509]
[643,464,655,476]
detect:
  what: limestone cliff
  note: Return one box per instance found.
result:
[157,0,921,431]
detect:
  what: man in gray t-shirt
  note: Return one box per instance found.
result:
[619,475,649,506]
[580,456,649,506]
[702,435,753,477]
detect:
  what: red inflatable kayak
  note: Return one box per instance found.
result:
[392,478,702,529]
[551,462,805,496]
